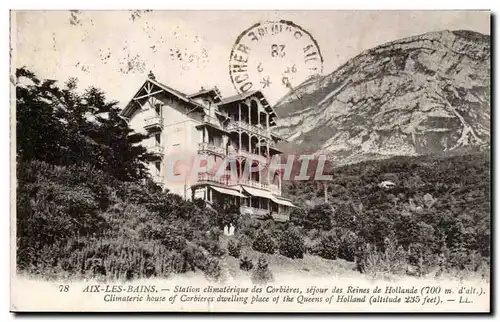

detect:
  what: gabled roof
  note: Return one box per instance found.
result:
[218,90,279,120]
[188,87,222,102]
[121,77,279,125]
[219,91,259,105]
[121,77,205,118]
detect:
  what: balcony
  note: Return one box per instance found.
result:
[144,116,163,131]
[147,145,163,158]
[225,121,239,132]
[152,175,163,184]
[196,172,271,191]
[256,140,281,153]
[197,172,219,184]
[198,142,225,155]
[225,121,268,137]
[227,149,268,164]
[201,115,222,129]
[197,172,232,185]
[240,206,270,219]
[272,212,289,222]
[238,178,269,190]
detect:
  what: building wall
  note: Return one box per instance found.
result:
[128,93,206,198]
[161,96,204,197]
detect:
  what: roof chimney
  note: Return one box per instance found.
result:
[148,70,156,80]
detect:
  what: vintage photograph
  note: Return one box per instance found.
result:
[10,10,491,312]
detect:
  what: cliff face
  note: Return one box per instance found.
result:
[274,30,490,165]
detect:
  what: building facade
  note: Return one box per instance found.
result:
[121,73,294,221]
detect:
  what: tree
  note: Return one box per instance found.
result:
[279,227,305,259]
[304,204,334,230]
[251,256,274,284]
[252,229,276,254]
[210,200,239,229]
[16,68,66,164]
[15,67,151,181]
[289,207,306,227]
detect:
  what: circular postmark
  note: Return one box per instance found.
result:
[229,20,323,103]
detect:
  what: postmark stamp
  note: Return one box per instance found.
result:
[229,20,323,102]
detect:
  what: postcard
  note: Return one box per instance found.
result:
[10,10,491,312]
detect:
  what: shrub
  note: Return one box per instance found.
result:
[237,215,261,230]
[262,219,275,230]
[203,257,223,282]
[304,204,334,230]
[289,207,306,227]
[239,256,254,271]
[203,240,226,257]
[251,256,274,284]
[447,248,484,272]
[240,227,257,239]
[279,227,305,259]
[407,242,436,276]
[307,228,321,240]
[304,238,321,256]
[237,234,253,248]
[337,228,358,262]
[227,239,241,258]
[191,230,226,258]
[252,229,276,254]
[193,247,210,271]
[270,227,283,242]
[208,227,223,242]
[316,230,339,260]
[210,201,239,228]
[356,237,409,277]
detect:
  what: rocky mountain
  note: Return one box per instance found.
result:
[274,30,490,166]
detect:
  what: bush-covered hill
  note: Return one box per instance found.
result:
[282,151,490,276]
[16,160,239,280]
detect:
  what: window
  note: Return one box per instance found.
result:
[251,197,259,208]
[154,161,161,174]
[154,103,162,116]
[173,162,182,175]
[262,199,268,210]
[154,133,161,145]
[273,172,280,185]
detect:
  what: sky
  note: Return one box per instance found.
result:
[12,10,490,106]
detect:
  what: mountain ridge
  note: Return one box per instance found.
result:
[274,29,490,166]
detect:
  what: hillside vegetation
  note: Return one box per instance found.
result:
[283,151,490,277]
[17,160,233,280]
